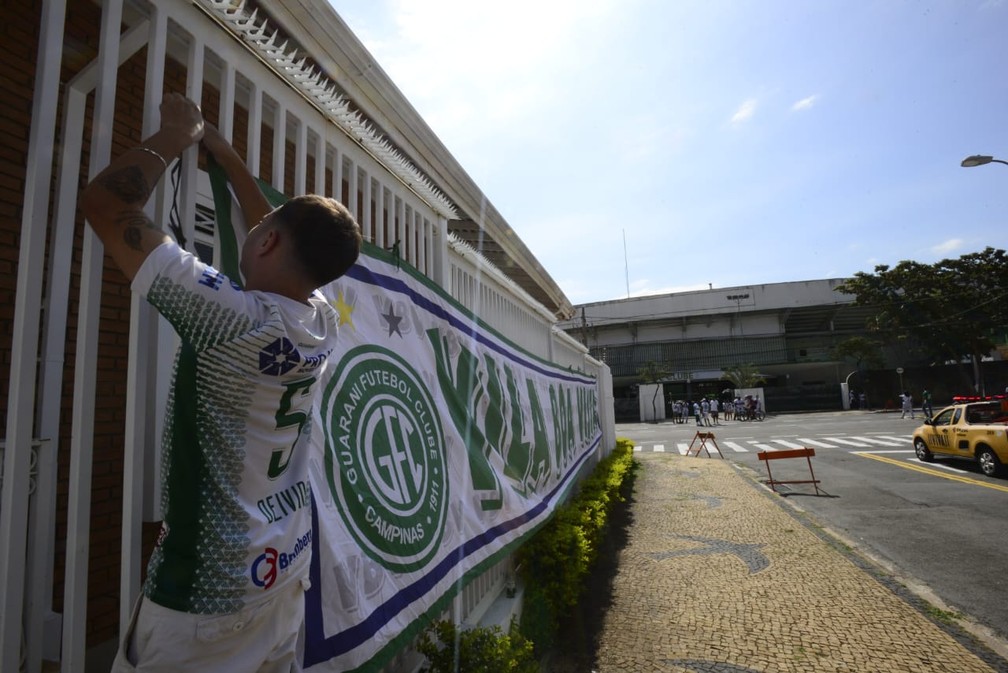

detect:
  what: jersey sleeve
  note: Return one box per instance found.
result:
[132,241,260,352]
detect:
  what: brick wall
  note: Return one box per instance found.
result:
[6,0,350,655]
[6,0,173,650]
[0,0,39,441]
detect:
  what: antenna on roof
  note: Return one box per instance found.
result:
[623,228,630,299]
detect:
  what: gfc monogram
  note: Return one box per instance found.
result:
[321,346,448,572]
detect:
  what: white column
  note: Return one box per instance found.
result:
[271,100,286,191]
[362,171,372,243]
[294,117,307,195]
[374,181,385,249]
[63,0,126,668]
[432,215,450,289]
[331,146,343,204]
[246,83,262,175]
[0,1,67,671]
[314,133,326,196]
[118,4,169,643]
[348,160,359,223]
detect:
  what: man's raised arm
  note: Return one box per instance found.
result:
[79,94,204,281]
[201,123,272,234]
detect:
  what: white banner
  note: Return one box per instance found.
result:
[304,246,601,670]
[207,164,602,671]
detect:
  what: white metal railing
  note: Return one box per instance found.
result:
[447,235,556,358]
[2,1,614,671]
[0,438,57,673]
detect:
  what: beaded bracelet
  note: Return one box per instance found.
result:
[132,146,168,171]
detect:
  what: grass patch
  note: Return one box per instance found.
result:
[923,603,963,625]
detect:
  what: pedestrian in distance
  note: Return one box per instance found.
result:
[81,93,363,672]
[701,398,712,426]
[710,397,720,425]
[922,389,933,419]
[900,391,915,419]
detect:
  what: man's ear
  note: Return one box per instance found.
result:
[255,226,281,256]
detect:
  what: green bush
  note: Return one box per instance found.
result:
[417,619,539,673]
[515,438,637,643]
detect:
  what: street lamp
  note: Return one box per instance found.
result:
[961,154,1008,168]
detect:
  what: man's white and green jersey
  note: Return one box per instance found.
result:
[132,242,338,614]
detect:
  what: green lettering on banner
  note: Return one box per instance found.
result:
[525,377,552,492]
[577,386,598,446]
[483,356,550,497]
[426,328,503,511]
[549,384,576,476]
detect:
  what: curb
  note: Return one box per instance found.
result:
[728,460,1008,672]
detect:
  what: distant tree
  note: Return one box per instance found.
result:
[722,363,766,389]
[836,247,1008,394]
[832,336,885,371]
[637,360,671,422]
[832,336,884,394]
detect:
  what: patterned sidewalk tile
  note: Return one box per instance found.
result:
[593,454,1006,673]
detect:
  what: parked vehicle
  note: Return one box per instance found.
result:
[912,401,1008,477]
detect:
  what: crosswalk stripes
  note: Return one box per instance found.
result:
[821,437,873,447]
[876,435,913,444]
[847,436,905,447]
[798,438,837,449]
[631,433,915,454]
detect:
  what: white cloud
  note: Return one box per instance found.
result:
[791,94,818,111]
[730,99,758,124]
[616,116,688,165]
[932,238,963,255]
[373,0,621,139]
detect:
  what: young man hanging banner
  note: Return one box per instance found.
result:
[209,165,602,672]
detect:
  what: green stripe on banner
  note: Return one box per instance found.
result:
[206,158,288,285]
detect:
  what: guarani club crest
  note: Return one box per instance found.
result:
[321,345,448,572]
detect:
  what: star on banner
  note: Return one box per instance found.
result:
[382,303,404,337]
[332,291,355,330]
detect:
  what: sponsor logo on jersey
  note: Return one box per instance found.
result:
[260,337,301,376]
[250,529,312,589]
[321,346,448,572]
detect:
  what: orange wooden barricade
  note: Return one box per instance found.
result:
[757,447,821,495]
[687,431,724,459]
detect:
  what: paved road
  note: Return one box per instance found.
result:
[616,410,1008,647]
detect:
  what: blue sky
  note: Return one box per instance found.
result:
[332,1,1008,305]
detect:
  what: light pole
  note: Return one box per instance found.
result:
[961,154,1008,168]
[960,154,1001,398]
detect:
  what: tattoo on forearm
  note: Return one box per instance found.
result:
[98,165,150,204]
[116,213,158,251]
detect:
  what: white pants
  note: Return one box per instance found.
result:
[111,577,309,673]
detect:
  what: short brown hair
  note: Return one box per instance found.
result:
[273,195,362,287]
